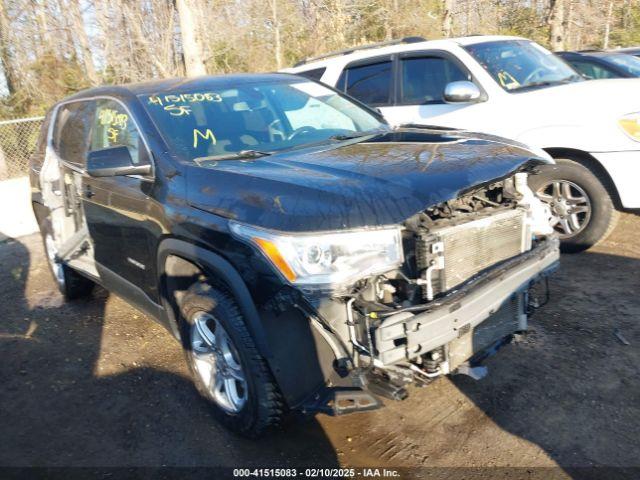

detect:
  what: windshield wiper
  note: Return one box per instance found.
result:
[512,74,583,91]
[194,149,273,163]
[398,123,459,131]
[329,129,387,141]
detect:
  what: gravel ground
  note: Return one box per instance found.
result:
[1,213,639,479]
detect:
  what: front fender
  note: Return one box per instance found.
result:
[517,124,636,153]
[157,238,272,358]
[156,238,339,408]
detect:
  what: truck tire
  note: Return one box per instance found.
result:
[528,158,618,253]
[41,221,95,300]
[180,282,284,437]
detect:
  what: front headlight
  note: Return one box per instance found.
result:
[618,113,640,141]
[230,222,403,289]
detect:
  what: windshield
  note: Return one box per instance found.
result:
[139,79,386,162]
[465,40,582,91]
[606,54,640,77]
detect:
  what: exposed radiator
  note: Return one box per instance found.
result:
[448,292,527,370]
[417,208,531,297]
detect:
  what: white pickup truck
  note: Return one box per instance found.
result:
[284,35,640,252]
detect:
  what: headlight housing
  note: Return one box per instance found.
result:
[618,113,640,142]
[230,222,403,289]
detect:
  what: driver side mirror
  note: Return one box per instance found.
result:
[443,81,482,104]
[86,146,151,178]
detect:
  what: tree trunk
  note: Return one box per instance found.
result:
[175,0,206,77]
[548,0,565,51]
[0,0,19,94]
[68,0,99,85]
[603,0,614,49]
[442,0,454,37]
[623,0,632,29]
[269,0,283,69]
[34,0,52,55]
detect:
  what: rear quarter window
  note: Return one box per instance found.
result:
[295,67,326,81]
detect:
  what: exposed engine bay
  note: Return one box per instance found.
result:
[320,172,559,407]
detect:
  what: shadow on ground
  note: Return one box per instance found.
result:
[0,235,338,467]
[452,247,640,477]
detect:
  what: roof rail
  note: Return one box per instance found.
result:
[293,36,427,67]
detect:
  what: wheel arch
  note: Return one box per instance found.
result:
[542,147,623,209]
[157,238,343,409]
[157,238,273,359]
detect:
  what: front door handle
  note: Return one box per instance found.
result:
[84,185,95,199]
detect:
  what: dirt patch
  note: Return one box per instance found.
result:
[1,214,639,477]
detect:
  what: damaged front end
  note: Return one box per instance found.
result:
[234,172,559,416]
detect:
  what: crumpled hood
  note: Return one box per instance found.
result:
[186,130,548,232]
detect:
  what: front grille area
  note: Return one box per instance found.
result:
[418,208,530,297]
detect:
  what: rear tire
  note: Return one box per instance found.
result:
[41,221,94,300]
[528,158,618,253]
[180,282,284,437]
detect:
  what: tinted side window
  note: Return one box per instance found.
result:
[53,101,95,166]
[400,57,469,104]
[297,68,326,81]
[570,60,618,79]
[342,61,392,107]
[91,99,147,165]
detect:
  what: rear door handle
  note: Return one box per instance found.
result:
[84,185,95,199]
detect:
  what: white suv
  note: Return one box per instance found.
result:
[284,35,640,252]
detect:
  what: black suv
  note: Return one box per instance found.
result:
[30,74,559,436]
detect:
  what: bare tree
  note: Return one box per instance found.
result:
[175,0,206,77]
[548,0,565,51]
[603,0,615,49]
[0,0,18,94]
[269,0,283,69]
[68,0,99,85]
[442,0,454,37]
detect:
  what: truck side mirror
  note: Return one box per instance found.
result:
[86,146,151,177]
[443,81,482,103]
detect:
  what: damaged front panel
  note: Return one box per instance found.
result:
[313,173,559,404]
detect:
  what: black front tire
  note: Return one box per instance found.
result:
[180,282,285,437]
[528,158,618,253]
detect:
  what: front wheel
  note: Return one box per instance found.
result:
[180,282,284,437]
[528,158,618,253]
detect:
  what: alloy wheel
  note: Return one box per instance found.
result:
[536,180,592,238]
[190,312,248,413]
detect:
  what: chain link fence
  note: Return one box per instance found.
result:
[0,116,45,181]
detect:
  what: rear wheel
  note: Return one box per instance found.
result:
[42,223,94,300]
[180,282,284,437]
[529,158,618,253]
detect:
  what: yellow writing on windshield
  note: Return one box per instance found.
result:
[99,108,128,129]
[164,104,192,116]
[193,128,216,148]
[107,127,119,143]
[148,92,222,107]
